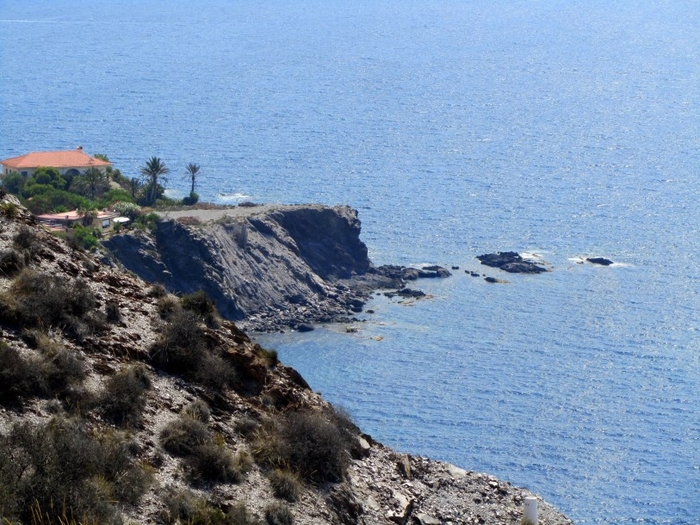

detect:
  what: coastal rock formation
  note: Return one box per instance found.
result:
[586,257,613,266]
[103,205,447,332]
[0,195,574,524]
[476,252,548,274]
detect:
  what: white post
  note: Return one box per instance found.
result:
[522,496,538,525]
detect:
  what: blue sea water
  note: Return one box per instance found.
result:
[1,1,698,523]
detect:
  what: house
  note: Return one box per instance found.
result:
[0,147,111,178]
[37,209,120,232]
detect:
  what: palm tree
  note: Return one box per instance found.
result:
[74,167,108,200]
[140,157,169,206]
[185,163,200,196]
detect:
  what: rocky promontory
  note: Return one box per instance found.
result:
[0,195,574,524]
[103,204,448,332]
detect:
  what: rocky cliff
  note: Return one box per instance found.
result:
[0,196,574,525]
[103,204,417,332]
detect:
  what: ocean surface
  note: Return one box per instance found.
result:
[1,1,698,523]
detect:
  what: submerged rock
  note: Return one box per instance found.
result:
[587,257,614,266]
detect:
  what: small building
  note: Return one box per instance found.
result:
[0,147,111,178]
[37,209,119,232]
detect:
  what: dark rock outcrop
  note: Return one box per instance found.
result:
[103,205,450,332]
[476,252,548,274]
[587,257,613,266]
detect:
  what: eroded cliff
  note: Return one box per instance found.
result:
[103,204,407,331]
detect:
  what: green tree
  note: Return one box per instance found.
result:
[185,163,200,196]
[72,167,109,200]
[32,167,66,190]
[1,172,26,195]
[139,157,169,206]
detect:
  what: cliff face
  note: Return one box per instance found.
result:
[103,205,396,331]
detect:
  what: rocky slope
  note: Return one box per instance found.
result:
[0,195,574,525]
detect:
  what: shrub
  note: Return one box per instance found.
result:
[161,488,231,525]
[228,502,264,525]
[0,200,19,218]
[196,351,238,390]
[182,191,200,205]
[160,414,211,456]
[264,503,294,525]
[0,342,44,404]
[234,449,255,474]
[4,270,100,336]
[253,408,356,483]
[235,414,260,438]
[0,417,149,524]
[156,294,182,319]
[105,299,122,323]
[12,225,37,254]
[181,289,220,328]
[99,364,152,426]
[149,309,207,374]
[269,469,302,502]
[40,346,87,395]
[148,282,169,298]
[255,345,279,367]
[181,398,211,423]
[185,442,240,484]
[0,249,24,276]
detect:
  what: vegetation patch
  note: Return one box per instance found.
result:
[99,364,152,426]
[160,401,248,485]
[269,468,302,502]
[0,416,151,524]
[264,503,294,525]
[252,407,357,483]
[0,269,104,339]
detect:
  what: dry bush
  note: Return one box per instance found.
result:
[105,299,122,323]
[0,342,43,404]
[12,225,38,261]
[148,282,169,298]
[180,289,221,328]
[185,442,240,484]
[149,309,206,374]
[253,407,356,483]
[156,294,181,319]
[181,398,211,422]
[264,503,294,525]
[160,401,246,485]
[228,502,264,525]
[149,309,236,389]
[161,488,236,525]
[0,417,150,524]
[0,249,24,276]
[269,469,302,502]
[2,270,103,339]
[99,364,152,426]
[160,416,211,457]
[235,414,260,438]
[196,351,238,390]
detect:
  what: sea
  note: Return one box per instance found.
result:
[1,1,698,523]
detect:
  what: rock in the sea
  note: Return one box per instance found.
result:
[587,257,613,266]
[476,252,548,274]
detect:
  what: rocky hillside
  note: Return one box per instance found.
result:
[0,195,574,525]
[102,204,436,332]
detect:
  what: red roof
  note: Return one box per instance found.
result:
[0,148,111,170]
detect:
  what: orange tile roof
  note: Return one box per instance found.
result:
[0,148,111,170]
